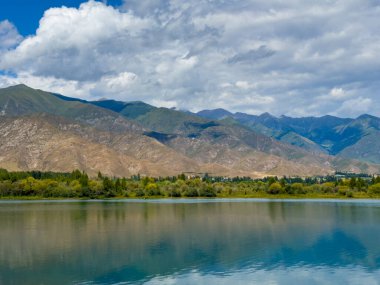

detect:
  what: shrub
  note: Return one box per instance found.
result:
[338,186,349,196]
[368,183,380,195]
[284,184,293,194]
[309,184,322,193]
[135,189,145,197]
[184,188,198,197]
[199,186,216,197]
[145,183,161,196]
[168,188,181,197]
[321,182,336,193]
[291,183,306,194]
[267,182,284,194]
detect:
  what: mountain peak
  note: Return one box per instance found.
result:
[259,112,276,119]
[197,108,233,120]
[5,83,33,90]
[357,114,377,120]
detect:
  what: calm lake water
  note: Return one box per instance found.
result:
[1,199,380,285]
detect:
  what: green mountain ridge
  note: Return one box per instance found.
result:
[196,108,380,164]
[0,84,142,133]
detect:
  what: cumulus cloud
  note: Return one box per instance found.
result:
[0,20,22,50]
[1,0,380,117]
[0,1,152,81]
[333,97,373,117]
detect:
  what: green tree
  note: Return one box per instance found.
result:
[291,183,306,194]
[103,177,116,197]
[349,177,357,190]
[142,176,154,187]
[356,178,366,191]
[267,176,277,186]
[198,185,216,197]
[79,173,89,187]
[21,177,37,196]
[71,169,82,180]
[115,178,122,193]
[321,182,336,193]
[0,168,10,181]
[121,178,127,189]
[178,173,186,181]
[267,182,284,194]
[145,182,160,196]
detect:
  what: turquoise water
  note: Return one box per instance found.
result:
[1,199,380,284]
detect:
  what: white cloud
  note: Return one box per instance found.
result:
[100,72,138,91]
[0,20,22,50]
[0,72,95,99]
[330,88,348,99]
[0,1,152,81]
[235,81,257,90]
[1,0,380,117]
[0,71,137,101]
[333,97,373,117]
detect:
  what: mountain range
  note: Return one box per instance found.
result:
[196,109,380,164]
[1,84,380,177]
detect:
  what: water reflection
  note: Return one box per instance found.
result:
[0,200,379,284]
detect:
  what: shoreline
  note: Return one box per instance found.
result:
[1,193,380,201]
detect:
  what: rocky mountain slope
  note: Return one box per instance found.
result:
[86,96,380,175]
[197,109,380,165]
[0,114,239,177]
[1,84,380,177]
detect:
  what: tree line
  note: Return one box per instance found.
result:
[1,168,380,198]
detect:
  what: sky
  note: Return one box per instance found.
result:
[0,0,380,117]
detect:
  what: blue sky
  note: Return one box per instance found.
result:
[0,0,122,35]
[0,0,380,117]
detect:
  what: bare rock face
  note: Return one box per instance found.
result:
[0,115,244,177]
[1,84,380,177]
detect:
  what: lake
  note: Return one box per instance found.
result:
[1,199,380,284]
